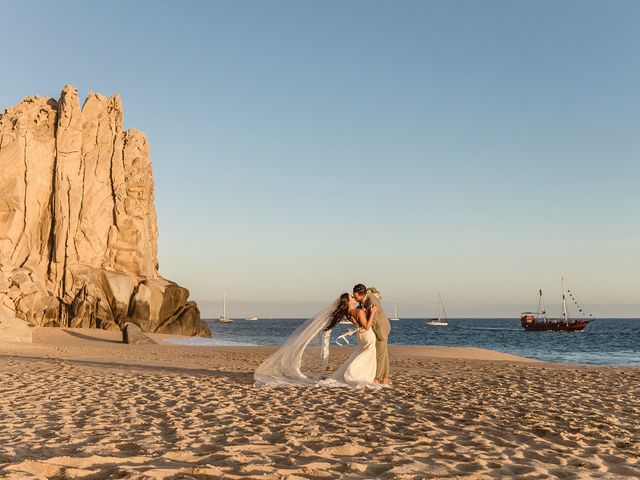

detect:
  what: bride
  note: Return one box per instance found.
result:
[254,293,379,387]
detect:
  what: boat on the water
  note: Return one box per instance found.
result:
[427,293,448,326]
[216,292,233,324]
[246,316,258,321]
[521,278,592,332]
[390,305,399,321]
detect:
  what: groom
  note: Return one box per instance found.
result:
[353,283,391,384]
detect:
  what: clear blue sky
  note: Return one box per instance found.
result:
[2,0,639,317]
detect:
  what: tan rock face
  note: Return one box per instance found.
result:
[0,85,210,338]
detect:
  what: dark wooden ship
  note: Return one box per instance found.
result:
[521,278,593,332]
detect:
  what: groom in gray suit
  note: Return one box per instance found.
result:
[353,283,391,384]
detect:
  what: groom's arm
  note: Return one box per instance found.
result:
[357,308,375,330]
[367,293,382,310]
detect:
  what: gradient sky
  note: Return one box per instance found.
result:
[1,1,639,317]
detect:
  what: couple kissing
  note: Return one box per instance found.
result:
[255,283,391,388]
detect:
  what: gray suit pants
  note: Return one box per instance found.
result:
[375,338,390,380]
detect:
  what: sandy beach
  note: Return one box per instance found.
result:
[0,328,638,479]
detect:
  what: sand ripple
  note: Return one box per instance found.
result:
[0,339,638,479]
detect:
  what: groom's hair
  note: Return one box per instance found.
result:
[353,284,367,295]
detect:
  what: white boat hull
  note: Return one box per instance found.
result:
[428,293,449,326]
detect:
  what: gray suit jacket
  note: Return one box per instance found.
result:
[363,292,390,342]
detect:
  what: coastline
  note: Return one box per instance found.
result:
[0,328,638,478]
[204,317,640,367]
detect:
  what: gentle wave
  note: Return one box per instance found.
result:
[463,327,523,332]
[205,317,640,366]
[535,351,640,366]
[163,337,257,347]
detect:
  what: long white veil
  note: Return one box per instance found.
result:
[254,299,338,386]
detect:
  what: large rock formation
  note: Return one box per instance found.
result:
[0,85,210,337]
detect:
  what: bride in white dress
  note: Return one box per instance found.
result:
[254,293,379,388]
[320,293,378,387]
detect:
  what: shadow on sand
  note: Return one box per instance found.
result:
[61,328,123,344]
[0,353,255,384]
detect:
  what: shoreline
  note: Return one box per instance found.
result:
[202,317,640,368]
[0,327,635,371]
[12,326,634,369]
[34,327,552,366]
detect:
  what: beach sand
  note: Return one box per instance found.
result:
[0,328,638,479]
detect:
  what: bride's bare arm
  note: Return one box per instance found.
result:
[358,305,377,330]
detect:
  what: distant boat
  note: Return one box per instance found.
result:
[521,277,592,332]
[246,316,258,321]
[216,292,233,324]
[390,305,399,321]
[426,293,448,326]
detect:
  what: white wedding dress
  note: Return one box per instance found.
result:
[319,324,377,387]
[254,298,379,388]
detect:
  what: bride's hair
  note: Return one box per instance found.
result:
[324,293,350,331]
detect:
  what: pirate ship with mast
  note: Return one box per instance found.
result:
[521,277,593,332]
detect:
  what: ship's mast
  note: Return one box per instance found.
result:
[538,289,548,320]
[438,292,448,321]
[561,276,568,321]
[223,291,226,319]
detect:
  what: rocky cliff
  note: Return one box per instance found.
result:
[0,85,210,337]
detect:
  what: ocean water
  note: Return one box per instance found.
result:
[200,318,640,366]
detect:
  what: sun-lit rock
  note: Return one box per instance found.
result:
[0,85,210,337]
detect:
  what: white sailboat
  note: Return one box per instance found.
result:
[216,292,233,323]
[246,316,258,321]
[426,293,448,326]
[390,305,399,321]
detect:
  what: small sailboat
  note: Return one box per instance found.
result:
[246,316,258,321]
[521,277,592,332]
[390,305,400,321]
[426,293,448,326]
[216,292,233,324]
